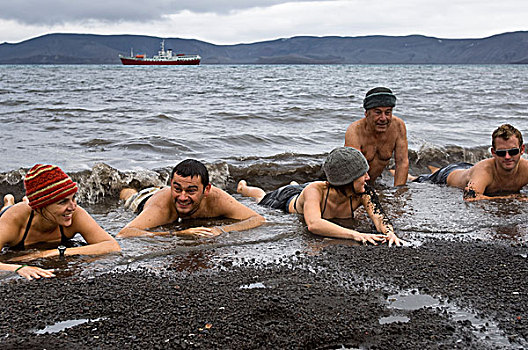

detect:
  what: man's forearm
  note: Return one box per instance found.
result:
[393,162,409,186]
[117,227,170,238]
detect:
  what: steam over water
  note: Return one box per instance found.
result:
[0,64,527,278]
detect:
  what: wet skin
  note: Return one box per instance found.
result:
[171,174,210,218]
[366,106,393,133]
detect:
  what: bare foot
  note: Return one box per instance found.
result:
[1,194,15,211]
[427,165,440,174]
[236,180,247,193]
[119,188,138,201]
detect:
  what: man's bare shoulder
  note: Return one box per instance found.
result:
[207,185,231,200]
[346,118,366,132]
[514,158,528,184]
[471,158,495,171]
[124,187,174,230]
[391,115,407,134]
[345,118,367,145]
[204,185,260,219]
[519,158,528,172]
[142,187,172,210]
[465,159,495,182]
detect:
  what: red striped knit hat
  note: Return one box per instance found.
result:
[24,164,78,210]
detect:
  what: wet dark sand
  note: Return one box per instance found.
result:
[1,238,527,349]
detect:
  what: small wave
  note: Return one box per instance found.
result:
[0,146,513,205]
[117,137,192,154]
[80,139,114,147]
[0,99,30,106]
[407,145,491,175]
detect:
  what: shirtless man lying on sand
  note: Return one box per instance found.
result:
[238,147,403,246]
[410,124,528,201]
[117,159,265,238]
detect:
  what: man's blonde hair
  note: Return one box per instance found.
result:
[492,124,523,149]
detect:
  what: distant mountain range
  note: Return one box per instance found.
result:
[1,32,527,64]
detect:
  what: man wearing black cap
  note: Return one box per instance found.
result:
[237,147,403,246]
[345,87,409,186]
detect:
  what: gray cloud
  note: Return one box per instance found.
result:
[0,0,325,25]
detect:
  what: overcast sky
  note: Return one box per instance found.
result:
[0,0,526,45]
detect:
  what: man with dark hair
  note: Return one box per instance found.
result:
[117,159,265,238]
[345,87,409,186]
[413,124,528,201]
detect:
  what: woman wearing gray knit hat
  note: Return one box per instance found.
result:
[237,147,403,246]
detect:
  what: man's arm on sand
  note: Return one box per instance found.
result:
[464,186,527,201]
[302,186,385,244]
[392,118,409,187]
[461,164,498,201]
[361,188,403,247]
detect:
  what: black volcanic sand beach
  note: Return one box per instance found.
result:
[1,239,527,349]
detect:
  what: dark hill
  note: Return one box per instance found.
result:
[0,32,527,64]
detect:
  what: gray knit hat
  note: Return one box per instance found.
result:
[323,147,369,186]
[363,87,397,110]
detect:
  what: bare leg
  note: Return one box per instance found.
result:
[237,180,266,203]
[120,188,138,201]
[1,194,15,211]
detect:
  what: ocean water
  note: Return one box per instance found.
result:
[0,64,527,279]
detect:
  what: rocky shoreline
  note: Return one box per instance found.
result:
[1,238,526,349]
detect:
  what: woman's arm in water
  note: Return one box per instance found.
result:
[10,207,121,261]
[361,186,403,247]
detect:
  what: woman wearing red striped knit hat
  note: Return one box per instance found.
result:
[0,164,121,280]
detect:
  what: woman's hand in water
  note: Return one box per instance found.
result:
[357,232,386,245]
[15,265,55,280]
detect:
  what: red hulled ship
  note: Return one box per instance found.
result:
[119,40,201,65]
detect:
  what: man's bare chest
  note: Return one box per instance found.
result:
[362,140,395,161]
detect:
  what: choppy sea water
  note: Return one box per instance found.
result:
[0,64,527,281]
